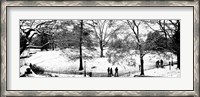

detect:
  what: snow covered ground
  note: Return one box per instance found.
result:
[130,65,181,77]
[20,47,180,77]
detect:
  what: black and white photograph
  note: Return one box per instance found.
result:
[19,19,180,78]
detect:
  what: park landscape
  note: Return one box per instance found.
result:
[19,19,180,77]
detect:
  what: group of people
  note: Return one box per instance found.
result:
[156,59,164,68]
[107,67,118,77]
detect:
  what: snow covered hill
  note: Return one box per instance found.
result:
[20,47,179,77]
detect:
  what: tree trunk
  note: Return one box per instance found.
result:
[79,20,83,70]
[139,45,144,75]
[41,32,44,51]
[100,40,104,57]
[164,20,168,48]
[52,42,54,50]
[20,45,27,55]
[176,20,180,69]
[20,29,35,55]
[177,52,180,69]
[140,55,144,75]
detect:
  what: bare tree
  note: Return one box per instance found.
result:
[20,20,37,55]
[126,20,146,75]
[157,20,180,69]
[144,20,180,69]
[20,20,56,55]
[88,20,124,57]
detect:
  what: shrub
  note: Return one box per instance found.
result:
[29,63,45,74]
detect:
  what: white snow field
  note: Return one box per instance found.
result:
[130,65,181,77]
[20,47,180,77]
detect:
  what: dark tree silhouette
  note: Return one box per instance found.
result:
[79,20,84,70]
[20,29,36,55]
[157,20,180,69]
[20,20,56,55]
[144,20,180,69]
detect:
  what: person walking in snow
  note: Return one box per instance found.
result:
[107,67,110,77]
[160,59,164,68]
[156,60,159,68]
[110,68,113,77]
[115,67,118,77]
[171,61,174,66]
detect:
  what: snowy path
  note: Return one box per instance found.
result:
[130,65,180,77]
